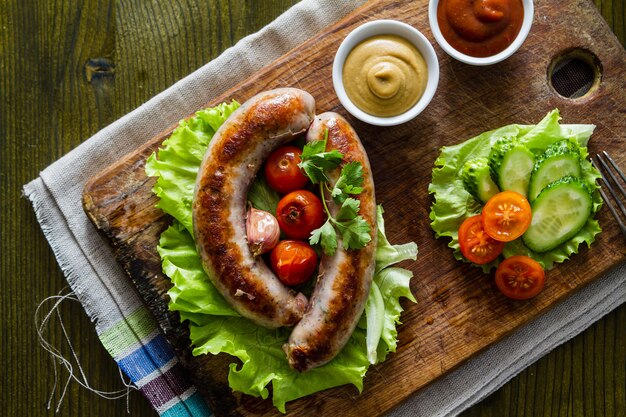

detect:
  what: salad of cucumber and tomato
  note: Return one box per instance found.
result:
[429,109,603,300]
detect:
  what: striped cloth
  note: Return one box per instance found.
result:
[100,308,209,416]
[23,1,364,416]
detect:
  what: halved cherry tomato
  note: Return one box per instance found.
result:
[269,240,318,286]
[264,146,309,194]
[276,190,325,240]
[482,191,532,242]
[458,215,505,264]
[495,255,545,300]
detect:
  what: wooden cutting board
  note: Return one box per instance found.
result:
[82,0,626,415]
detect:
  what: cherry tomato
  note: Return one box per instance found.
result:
[276,190,325,240]
[269,240,318,286]
[495,255,545,300]
[264,146,309,194]
[458,215,505,264]
[482,191,532,242]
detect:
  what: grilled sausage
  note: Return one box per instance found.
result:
[284,112,377,371]
[193,88,315,328]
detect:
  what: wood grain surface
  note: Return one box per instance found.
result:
[82,0,626,416]
[2,1,624,417]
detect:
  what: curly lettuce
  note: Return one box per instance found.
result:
[146,102,417,412]
[428,109,602,272]
[145,101,241,234]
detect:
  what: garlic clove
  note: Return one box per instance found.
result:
[246,206,280,256]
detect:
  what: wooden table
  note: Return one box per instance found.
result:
[1,1,624,416]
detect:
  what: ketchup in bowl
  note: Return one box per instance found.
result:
[437,0,524,57]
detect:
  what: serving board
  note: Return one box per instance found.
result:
[82,0,626,415]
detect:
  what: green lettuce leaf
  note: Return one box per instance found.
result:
[145,101,240,234]
[364,206,417,364]
[146,103,418,412]
[428,109,602,271]
[247,172,281,216]
[158,221,238,317]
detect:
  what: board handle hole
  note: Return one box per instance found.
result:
[548,48,602,99]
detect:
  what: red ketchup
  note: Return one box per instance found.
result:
[437,0,524,57]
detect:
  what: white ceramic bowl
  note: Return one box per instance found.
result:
[332,20,439,127]
[428,0,534,66]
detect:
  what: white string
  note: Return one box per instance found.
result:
[118,366,135,413]
[35,288,137,413]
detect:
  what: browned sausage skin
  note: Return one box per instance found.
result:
[193,88,315,328]
[284,112,377,371]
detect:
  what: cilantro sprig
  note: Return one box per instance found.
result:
[299,131,372,255]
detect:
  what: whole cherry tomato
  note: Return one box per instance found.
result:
[481,191,532,242]
[269,240,318,286]
[264,146,309,194]
[495,255,545,300]
[458,215,505,265]
[276,190,325,240]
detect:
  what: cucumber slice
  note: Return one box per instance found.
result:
[461,157,500,203]
[529,139,581,201]
[489,138,535,196]
[522,176,592,253]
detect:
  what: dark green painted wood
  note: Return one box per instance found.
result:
[1,1,623,416]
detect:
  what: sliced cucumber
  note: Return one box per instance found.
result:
[528,139,582,201]
[522,176,592,253]
[461,157,500,203]
[489,138,535,196]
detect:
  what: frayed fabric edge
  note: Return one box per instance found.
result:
[23,178,107,331]
[23,178,205,417]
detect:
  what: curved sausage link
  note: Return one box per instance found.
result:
[284,112,377,371]
[193,88,315,328]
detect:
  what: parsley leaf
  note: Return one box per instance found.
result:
[302,129,372,255]
[334,215,372,250]
[331,162,364,204]
[298,138,343,184]
[332,198,371,250]
[336,198,360,221]
[309,219,337,256]
[300,139,327,158]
